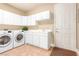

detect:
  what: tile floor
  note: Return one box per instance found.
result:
[0,44,52,56]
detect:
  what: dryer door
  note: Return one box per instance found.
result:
[16,34,23,42]
[0,35,11,47]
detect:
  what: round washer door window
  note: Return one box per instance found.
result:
[0,35,11,46]
[16,34,23,42]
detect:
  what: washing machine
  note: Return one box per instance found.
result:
[13,30,25,48]
[0,30,14,53]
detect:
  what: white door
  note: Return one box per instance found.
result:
[54,4,65,48]
[54,4,76,50]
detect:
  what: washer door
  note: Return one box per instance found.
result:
[16,34,23,42]
[0,35,11,47]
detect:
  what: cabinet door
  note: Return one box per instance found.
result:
[8,12,15,25]
[27,16,34,26]
[32,32,40,47]
[39,33,49,49]
[25,31,33,44]
[30,15,36,25]
[7,13,22,25]
[40,11,50,20]
[12,14,17,25]
[27,16,30,25]
[22,16,36,26]
[3,11,11,24]
[34,13,40,21]
[21,16,25,25]
[34,11,50,21]
[13,14,21,25]
[16,15,22,25]
[22,16,27,26]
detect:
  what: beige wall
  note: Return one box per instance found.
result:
[28,24,53,30]
[0,24,23,30]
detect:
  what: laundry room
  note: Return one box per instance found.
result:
[0,3,78,56]
[0,3,54,56]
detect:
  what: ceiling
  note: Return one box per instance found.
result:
[7,3,54,12]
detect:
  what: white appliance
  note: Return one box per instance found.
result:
[13,30,24,48]
[0,30,14,53]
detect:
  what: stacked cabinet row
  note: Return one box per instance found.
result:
[0,9,51,26]
[25,31,52,49]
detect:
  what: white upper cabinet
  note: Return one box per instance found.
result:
[14,14,21,25]
[22,16,28,26]
[29,15,36,25]
[2,10,13,25]
[8,13,16,25]
[33,11,50,21]
[0,9,22,26]
[26,16,30,25]
[23,16,36,26]
[0,9,51,26]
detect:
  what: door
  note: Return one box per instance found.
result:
[54,4,65,48]
[54,4,76,50]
